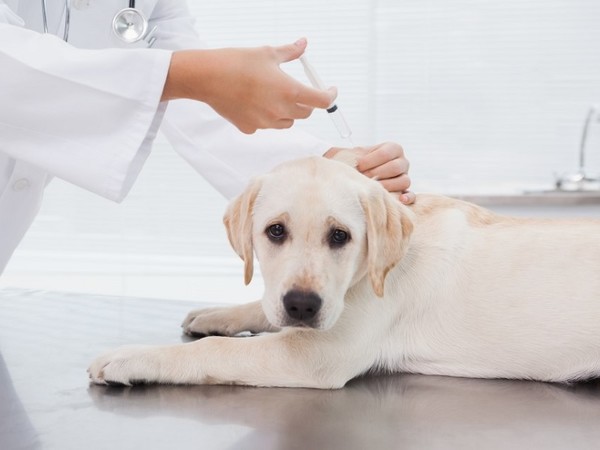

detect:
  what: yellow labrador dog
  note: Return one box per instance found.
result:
[89,156,600,388]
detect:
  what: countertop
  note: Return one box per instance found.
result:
[451,191,600,206]
[1,288,600,449]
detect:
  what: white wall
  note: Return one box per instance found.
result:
[2,0,599,301]
[189,0,600,193]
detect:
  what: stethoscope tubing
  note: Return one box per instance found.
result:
[41,0,69,41]
[41,0,48,33]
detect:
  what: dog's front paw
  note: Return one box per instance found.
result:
[182,306,244,337]
[88,345,160,386]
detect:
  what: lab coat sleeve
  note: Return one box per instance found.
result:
[0,22,172,202]
[161,102,334,200]
[149,0,334,200]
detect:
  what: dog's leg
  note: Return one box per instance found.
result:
[88,327,373,389]
[182,300,280,337]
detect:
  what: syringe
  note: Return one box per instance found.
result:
[299,55,354,146]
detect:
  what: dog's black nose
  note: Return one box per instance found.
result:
[283,290,322,323]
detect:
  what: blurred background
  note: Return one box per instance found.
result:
[1,0,599,303]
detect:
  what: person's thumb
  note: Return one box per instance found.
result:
[274,37,307,63]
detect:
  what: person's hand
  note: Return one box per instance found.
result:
[162,38,336,134]
[325,142,415,204]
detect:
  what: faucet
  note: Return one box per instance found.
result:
[555,105,600,191]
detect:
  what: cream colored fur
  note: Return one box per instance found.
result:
[89,157,600,388]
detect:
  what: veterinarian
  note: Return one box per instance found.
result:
[0,0,414,275]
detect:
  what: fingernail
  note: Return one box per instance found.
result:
[294,37,307,47]
[328,86,338,100]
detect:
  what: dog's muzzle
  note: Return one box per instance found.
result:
[282,290,322,327]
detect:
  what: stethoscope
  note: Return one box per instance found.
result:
[41,0,154,45]
[112,1,149,44]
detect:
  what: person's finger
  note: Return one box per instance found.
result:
[377,174,411,194]
[273,38,308,63]
[289,103,314,119]
[237,124,258,134]
[294,85,337,110]
[361,158,409,181]
[399,191,416,205]
[357,142,405,173]
[250,118,294,131]
[272,118,295,129]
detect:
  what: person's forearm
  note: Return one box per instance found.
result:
[162,49,209,102]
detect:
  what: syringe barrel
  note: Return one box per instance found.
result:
[300,55,353,141]
[327,105,352,139]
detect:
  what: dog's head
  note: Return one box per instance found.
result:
[224,156,413,330]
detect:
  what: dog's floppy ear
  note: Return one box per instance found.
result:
[360,188,413,297]
[223,178,263,285]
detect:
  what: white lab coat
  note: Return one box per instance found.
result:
[0,0,331,273]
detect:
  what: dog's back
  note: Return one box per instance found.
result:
[381,193,600,382]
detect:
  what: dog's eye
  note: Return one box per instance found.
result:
[329,229,350,248]
[266,223,287,243]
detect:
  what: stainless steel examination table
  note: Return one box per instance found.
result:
[1,288,599,450]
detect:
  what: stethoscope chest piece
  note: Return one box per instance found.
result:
[112,7,148,43]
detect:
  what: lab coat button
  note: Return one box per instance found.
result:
[12,178,31,192]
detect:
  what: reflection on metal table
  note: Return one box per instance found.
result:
[1,288,599,450]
